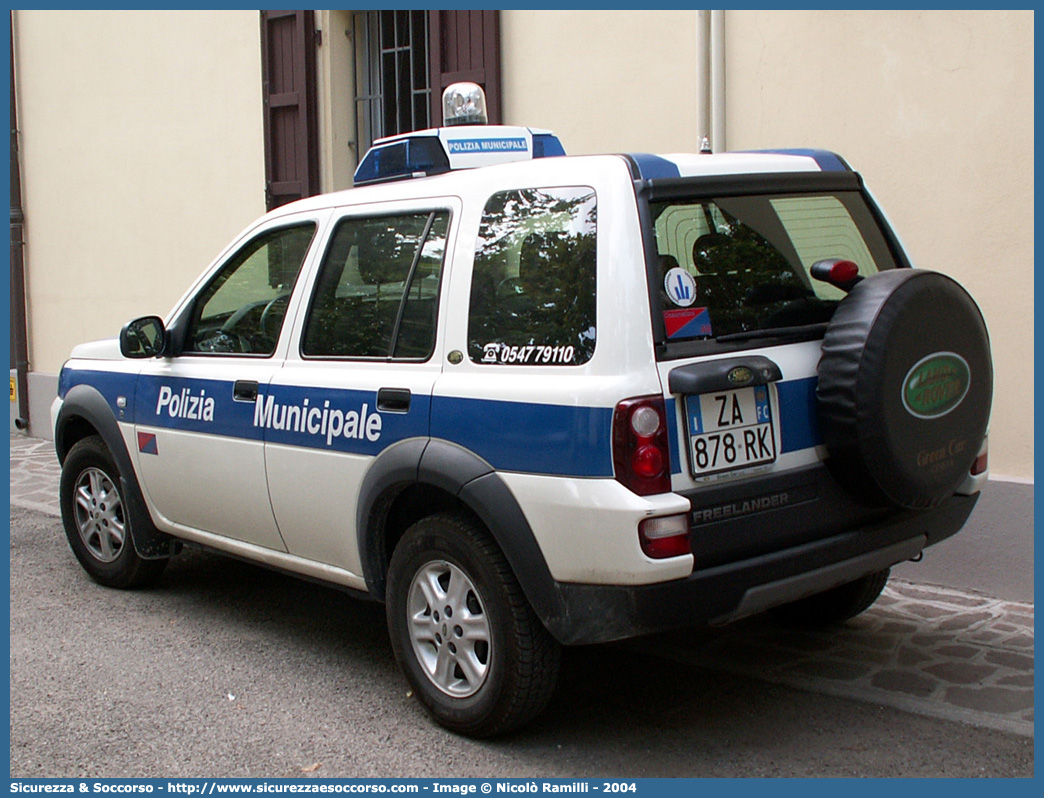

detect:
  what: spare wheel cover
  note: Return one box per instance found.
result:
[817,269,992,510]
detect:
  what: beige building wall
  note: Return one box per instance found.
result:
[502,10,700,154]
[13,10,266,378]
[315,10,357,195]
[502,9,1033,480]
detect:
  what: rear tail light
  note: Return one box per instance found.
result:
[971,437,989,476]
[613,396,672,496]
[639,514,691,559]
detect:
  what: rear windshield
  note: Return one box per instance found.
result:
[649,191,898,345]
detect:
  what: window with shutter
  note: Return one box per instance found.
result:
[261,10,319,210]
[262,10,502,198]
[352,10,432,158]
[428,10,502,126]
[351,10,502,161]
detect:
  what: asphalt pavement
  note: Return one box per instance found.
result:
[8,434,1035,776]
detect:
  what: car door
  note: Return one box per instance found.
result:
[264,199,457,576]
[132,214,327,549]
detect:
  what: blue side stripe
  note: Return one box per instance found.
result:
[61,368,822,479]
[257,385,429,455]
[431,396,615,478]
[134,376,430,456]
[777,377,821,453]
[59,368,137,413]
[666,398,682,475]
[60,369,618,477]
[137,375,262,442]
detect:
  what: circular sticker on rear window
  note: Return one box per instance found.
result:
[664,267,697,307]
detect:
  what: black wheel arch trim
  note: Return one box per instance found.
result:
[357,437,568,638]
[355,437,429,598]
[55,384,176,559]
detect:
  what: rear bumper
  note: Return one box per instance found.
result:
[543,491,978,645]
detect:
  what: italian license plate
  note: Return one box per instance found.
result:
[685,385,777,477]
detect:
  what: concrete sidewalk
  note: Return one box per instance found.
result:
[9,433,1034,737]
[9,433,61,515]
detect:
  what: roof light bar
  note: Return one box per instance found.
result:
[352,82,566,187]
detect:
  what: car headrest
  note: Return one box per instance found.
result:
[692,232,732,274]
[658,253,680,276]
[358,226,411,285]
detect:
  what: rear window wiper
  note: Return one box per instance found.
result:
[715,322,829,344]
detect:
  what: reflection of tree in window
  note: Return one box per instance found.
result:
[468,187,597,365]
[652,198,835,336]
[302,211,448,359]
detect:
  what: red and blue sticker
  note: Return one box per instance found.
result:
[137,432,159,455]
[664,307,713,339]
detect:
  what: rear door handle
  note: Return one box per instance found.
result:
[233,380,259,402]
[377,387,411,413]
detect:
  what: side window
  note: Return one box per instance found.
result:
[302,210,450,359]
[187,223,316,355]
[467,187,596,366]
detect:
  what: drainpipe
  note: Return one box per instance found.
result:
[697,10,726,152]
[10,12,30,431]
[710,9,726,152]
[696,11,711,150]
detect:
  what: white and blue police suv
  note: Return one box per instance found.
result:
[53,83,992,737]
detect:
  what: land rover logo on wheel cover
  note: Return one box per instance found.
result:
[902,352,970,419]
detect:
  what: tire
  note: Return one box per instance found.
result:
[817,269,992,510]
[59,436,168,589]
[771,569,890,627]
[386,512,561,737]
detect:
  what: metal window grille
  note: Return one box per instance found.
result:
[353,10,431,158]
